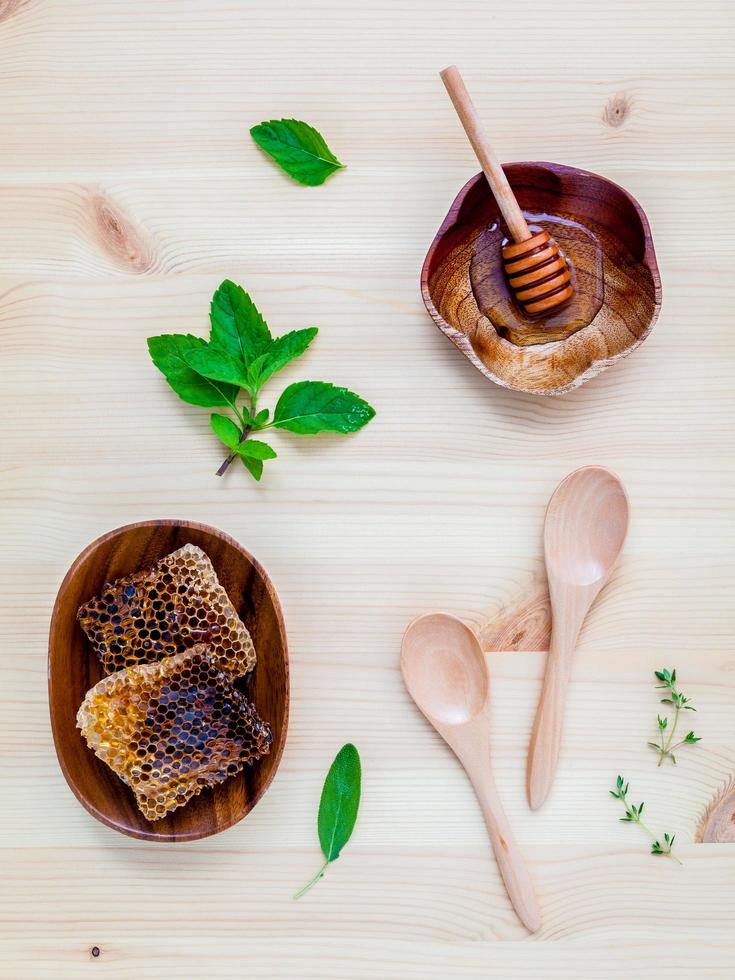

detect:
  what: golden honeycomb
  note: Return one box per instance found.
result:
[77,544,256,679]
[77,645,272,821]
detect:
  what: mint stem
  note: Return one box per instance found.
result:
[215,425,251,477]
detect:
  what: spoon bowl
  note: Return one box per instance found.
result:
[544,466,630,586]
[401,613,488,725]
[401,613,541,932]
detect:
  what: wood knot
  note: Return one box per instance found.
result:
[90,946,101,959]
[0,0,30,23]
[90,193,153,273]
[696,777,735,842]
[602,93,633,128]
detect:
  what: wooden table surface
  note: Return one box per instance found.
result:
[1,1,734,977]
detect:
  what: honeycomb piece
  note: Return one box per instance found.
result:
[77,645,272,821]
[77,544,255,678]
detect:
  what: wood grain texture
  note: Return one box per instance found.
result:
[48,520,289,842]
[1,0,734,977]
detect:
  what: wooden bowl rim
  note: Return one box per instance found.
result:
[48,518,289,842]
[420,161,663,396]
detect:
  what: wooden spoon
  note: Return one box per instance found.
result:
[527,467,630,810]
[401,613,542,933]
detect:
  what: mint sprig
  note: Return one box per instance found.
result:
[147,280,375,481]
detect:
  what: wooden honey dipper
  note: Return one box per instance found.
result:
[441,66,574,318]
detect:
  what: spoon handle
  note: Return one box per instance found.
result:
[468,764,542,933]
[526,625,574,810]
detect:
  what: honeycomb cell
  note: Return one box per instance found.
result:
[77,544,256,678]
[77,645,272,821]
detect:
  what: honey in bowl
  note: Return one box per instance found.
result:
[470,213,604,347]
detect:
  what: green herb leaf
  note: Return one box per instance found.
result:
[240,455,263,481]
[610,775,681,864]
[247,327,318,392]
[253,408,270,426]
[147,334,239,407]
[251,119,344,186]
[651,667,700,766]
[237,439,277,461]
[294,743,361,899]
[185,345,249,388]
[273,381,375,435]
[210,413,241,450]
[210,280,272,368]
[318,743,361,862]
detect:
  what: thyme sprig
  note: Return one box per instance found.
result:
[610,775,681,863]
[648,668,701,766]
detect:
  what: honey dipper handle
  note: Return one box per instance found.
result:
[440,65,531,244]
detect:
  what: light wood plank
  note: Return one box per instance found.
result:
[1,0,734,976]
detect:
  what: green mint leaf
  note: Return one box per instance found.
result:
[250,119,344,186]
[240,455,263,481]
[210,413,241,450]
[273,381,375,435]
[318,743,361,862]
[247,327,318,391]
[237,439,277,461]
[210,280,272,368]
[147,334,238,408]
[184,345,249,388]
[253,408,270,426]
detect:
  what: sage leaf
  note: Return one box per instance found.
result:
[247,327,318,392]
[273,381,375,435]
[148,334,239,408]
[210,280,271,367]
[210,413,241,450]
[250,119,344,186]
[237,439,277,461]
[185,345,249,388]
[294,743,361,899]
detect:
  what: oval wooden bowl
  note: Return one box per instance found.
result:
[48,520,289,842]
[421,162,662,395]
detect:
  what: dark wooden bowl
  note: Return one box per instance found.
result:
[421,162,662,395]
[48,520,289,842]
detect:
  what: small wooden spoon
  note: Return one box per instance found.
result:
[401,613,542,933]
[527,467,630,810]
